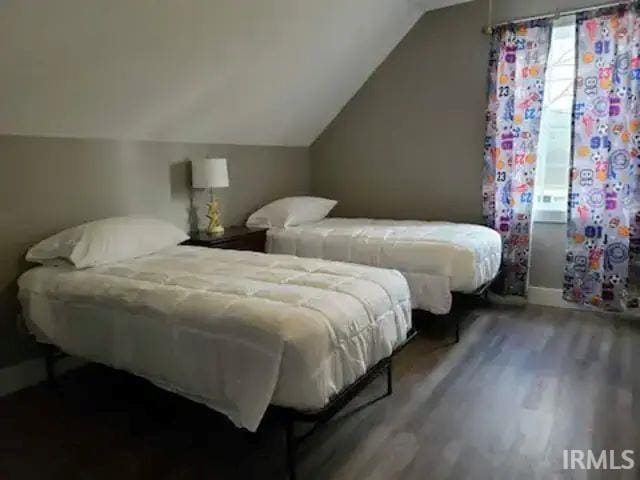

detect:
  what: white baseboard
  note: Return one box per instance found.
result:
[0,356,85,397]
[487,291,527,306]
[527,286,580,309]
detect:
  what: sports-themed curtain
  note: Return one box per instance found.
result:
[564,5,640,310]
[483,21,552,296]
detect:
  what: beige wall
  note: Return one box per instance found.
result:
[311,0,489,222]
[0,135,309,368]
[530,222,567,289]
[310,0,601,290]
[0,0,462,146]
[491,0,605,24]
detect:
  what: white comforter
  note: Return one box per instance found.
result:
[18,246,411,431]
[267,218,502,314]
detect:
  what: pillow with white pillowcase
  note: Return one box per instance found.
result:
[246,196,337,228]
[26,216,188,268]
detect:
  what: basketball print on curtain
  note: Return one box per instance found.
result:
[564,5,640,310]
[483,21,552,296]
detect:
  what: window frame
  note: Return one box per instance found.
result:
[533,208,567,223]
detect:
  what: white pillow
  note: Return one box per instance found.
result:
[26,216,188,268]
[246,196,337,228]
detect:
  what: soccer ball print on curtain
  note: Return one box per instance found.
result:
[564,5,640,310]
[483,21,552,296]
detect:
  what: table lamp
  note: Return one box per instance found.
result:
[191,158,230,234]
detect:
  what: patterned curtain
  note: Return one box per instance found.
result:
[483,21,552,296]
[564,5,640,310]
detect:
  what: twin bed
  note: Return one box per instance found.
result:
[267,218,501,314]
[18,203,501,478]
[20,246,411,431]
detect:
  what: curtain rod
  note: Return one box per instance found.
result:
[482,0,634,35]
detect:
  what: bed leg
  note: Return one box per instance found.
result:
[386,360,393,396]
[285,417,297,480]
[44,346,57,390]
[455,316,460,344]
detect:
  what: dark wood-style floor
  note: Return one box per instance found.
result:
[1,302,639,480]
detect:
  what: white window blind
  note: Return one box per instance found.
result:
[534,16,576,223]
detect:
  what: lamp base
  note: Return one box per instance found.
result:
[205,193,224,235]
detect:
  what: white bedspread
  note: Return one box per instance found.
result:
[18,246,411,431]
[267,218,502,314]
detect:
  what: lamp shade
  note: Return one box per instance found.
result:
[191,158,229,189]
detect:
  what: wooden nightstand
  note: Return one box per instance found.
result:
[184,226,267,253]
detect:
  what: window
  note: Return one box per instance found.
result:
[534,16,576,223]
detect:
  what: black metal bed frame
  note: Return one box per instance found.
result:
[417,283,489,345]
[273,328,417,479]
[42,329,417,479]
[276,355,392,479]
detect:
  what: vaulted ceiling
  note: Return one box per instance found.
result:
[1,0,470,146]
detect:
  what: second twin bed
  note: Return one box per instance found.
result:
[267,218,501,314]
[247,197,502,315]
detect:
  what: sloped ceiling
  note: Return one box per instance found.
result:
[0,0,470,146]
